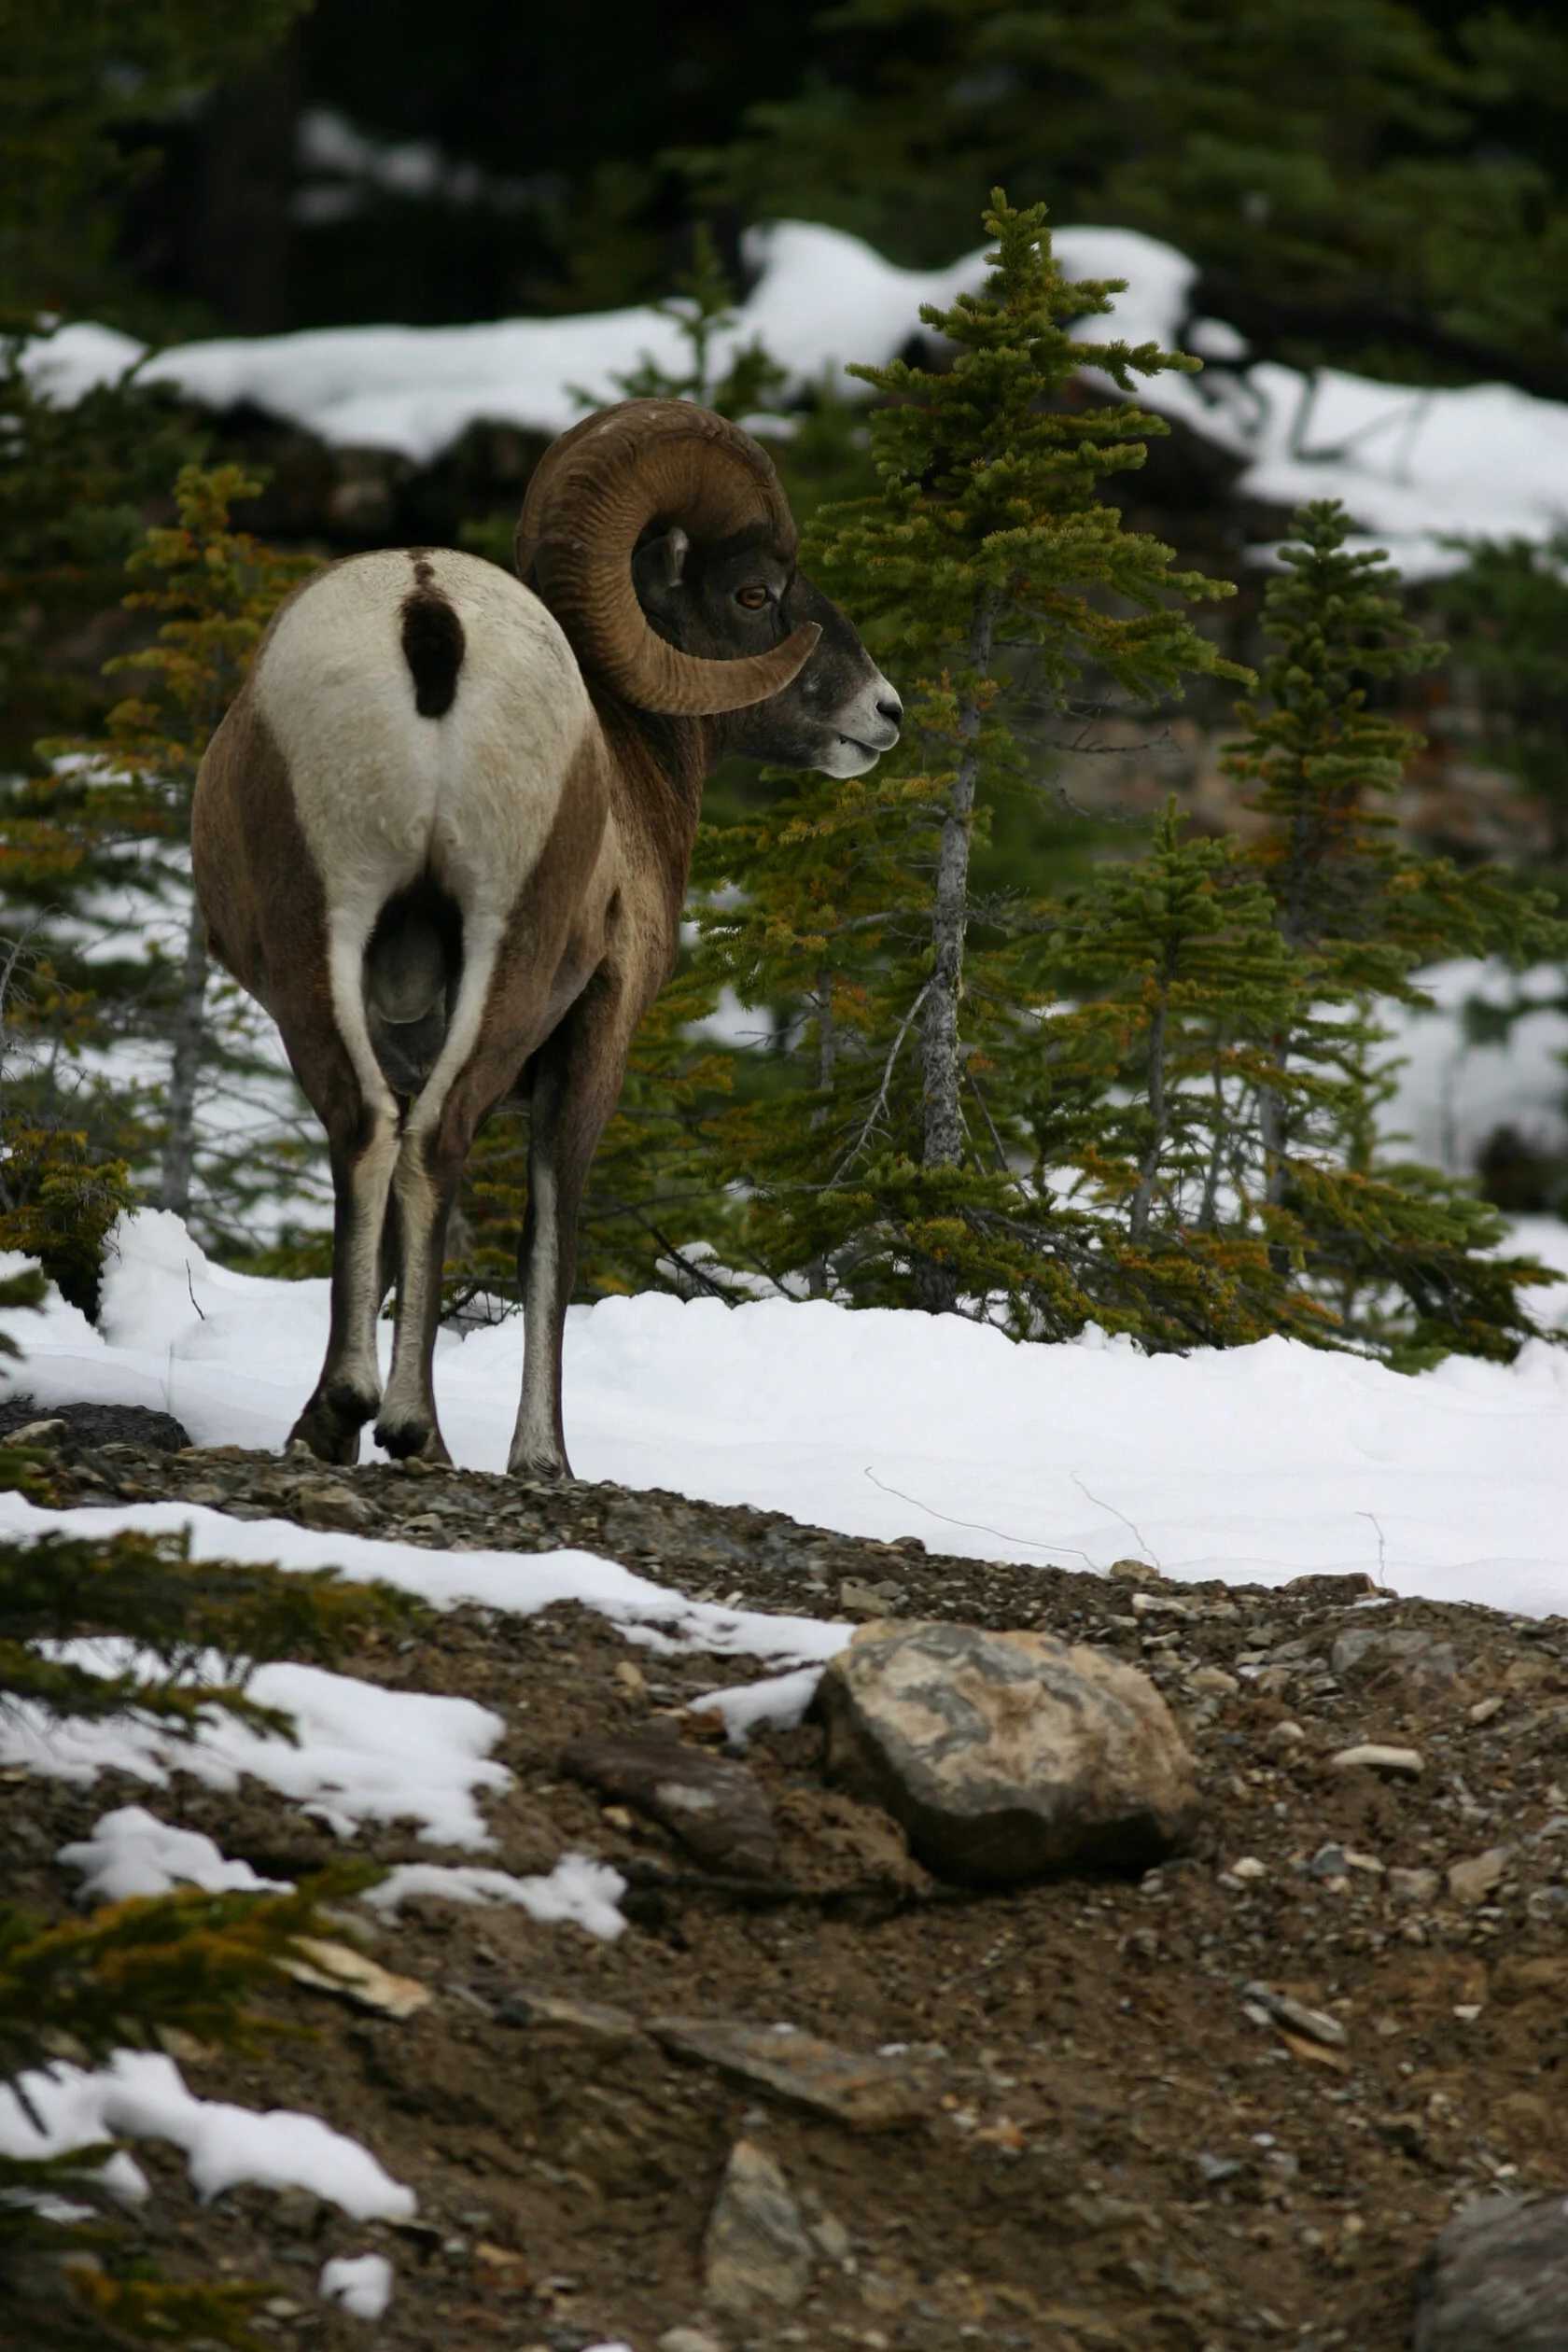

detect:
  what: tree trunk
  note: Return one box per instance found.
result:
[1128,955,1175,1244]
[159,894,208,1218]
[921,587,997,1171]
[914,589,996,1314]
[810,967,835,1126]
[806,967,835,1295]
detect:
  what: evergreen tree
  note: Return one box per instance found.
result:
[0,336,199,783]
[1214,499,1562,1362]
[698,190,1242,1319]
[1433,531,1568,878]
[9,465,323,1266]
[0,1482,409,2347]
[1026,801,1339,1345]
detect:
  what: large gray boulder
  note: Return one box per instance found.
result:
[1415,2192,1568,2349]
[815,1620,1198,1883]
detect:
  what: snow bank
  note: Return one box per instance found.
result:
[3,1210,1565,1614]
[0,2051,414,2219]
[25,221,1568,578]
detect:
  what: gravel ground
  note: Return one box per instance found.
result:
[6,1423,1568,2352]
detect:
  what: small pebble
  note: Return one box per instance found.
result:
[1329,1743,1423,1778]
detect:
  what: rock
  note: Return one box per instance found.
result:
[658,2331,727,2352]
[1108,1558,1162,1583]
[1330,1627,1459,1685]
[1414,2190,1568,2348]
[287,1477,375,1531]
[651,2016,927,2131]
[1449,1846,1513,1905]
[1470,1695,1506,1726]
[1188,1666,1239,1696]
[1266,1720,1306,1750]
[1389,1867,1442,1904]
[613,1659,648,1700]
[560,1729,778,1878]
[1242,1982,1349,2049]
[5,1418,67,1448]
[0,1398,191,1450]
[813,1620,1198,1884]
[1328,1743,1423,1779]
[807,2210,851,2261]
[704,2140,813,2314]
[839,1577,907,1618]
[279,1937,431,2021]
[1283,1572,1379,1601]
[492,1987,646,2052]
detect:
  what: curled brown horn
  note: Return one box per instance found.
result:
[515,399,821,716]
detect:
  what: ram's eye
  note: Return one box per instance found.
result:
[735,585,770,610]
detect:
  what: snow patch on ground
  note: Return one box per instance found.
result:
[318,2251,395,2319]
[363,1855,627,1941]
[693,1665,826,1748]
[57,1805,292,1904]
[0,1619,511,1849]
[0,2051,415,2219]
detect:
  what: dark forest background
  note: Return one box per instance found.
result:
[20,0,1568,406]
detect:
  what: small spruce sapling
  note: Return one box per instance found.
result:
[38,464,319,1236]
[1031,801,1336,1346]
[1221,499,1563,1362]
[699,189,1245,1316]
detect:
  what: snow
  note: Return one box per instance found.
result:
[318,2251,395,2319]
[692,1666,825,1747]
[0,2051,415,2220]
[364,1855,628,1941]
[3,1208,1565,1619]
[58,1805,291,1904]
[24,221,1568,578]
[0,1626,511,1848]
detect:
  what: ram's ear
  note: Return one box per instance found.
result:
[632,525,691,611]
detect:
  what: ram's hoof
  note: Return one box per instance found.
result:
[507,1448,572,1485]
[287,1396,365,1466]
[375,1415,451,1465]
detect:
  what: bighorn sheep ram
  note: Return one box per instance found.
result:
[192,398,900,1477]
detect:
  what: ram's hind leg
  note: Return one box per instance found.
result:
[510,964,630,1483]
[274,982,400,1463]
[373,919,518,1463]
[289,1108,399,1462]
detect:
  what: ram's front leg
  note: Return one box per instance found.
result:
[509,967,630,1482]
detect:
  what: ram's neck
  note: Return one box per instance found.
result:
[589,696,713,917]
